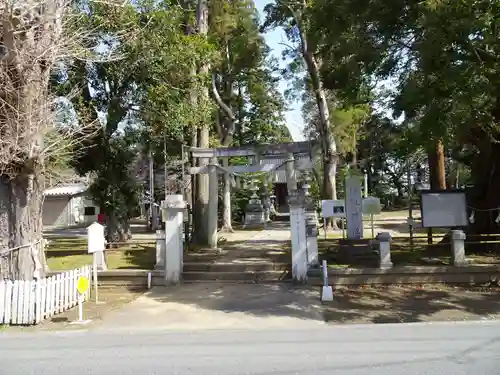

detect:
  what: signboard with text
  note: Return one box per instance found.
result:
[321,200,346,218]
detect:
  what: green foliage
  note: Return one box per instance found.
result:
[229,188,253,223]
[210,0,290,146]
[53,0,218,236]
[88,127,142,221]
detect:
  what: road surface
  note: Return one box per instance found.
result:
[1,321,500,375]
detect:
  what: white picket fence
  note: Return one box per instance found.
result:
[0,265,92,325]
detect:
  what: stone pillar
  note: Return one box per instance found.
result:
[207,156,218,248]
[376,232,393,269]
[162,195,186,284]
[289,190,307,283]
[244,180,265,227]
[285,152,297,194]
[154,229,166,269]
[302,171,319,267]
[451,230,467,266]
[345,175,363,239]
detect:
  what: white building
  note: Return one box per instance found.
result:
[42,185,100,228]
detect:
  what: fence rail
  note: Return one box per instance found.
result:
[0,265,91,325]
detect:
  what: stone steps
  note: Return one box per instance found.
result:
[184,251,290,264]
[183,261,290,273]
[182,270,290,282]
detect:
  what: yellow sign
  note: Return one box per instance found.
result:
[77,276,89,295]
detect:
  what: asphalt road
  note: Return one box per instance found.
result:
[1,321,500,375]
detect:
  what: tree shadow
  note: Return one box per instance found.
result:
[323,285,500,324]
[144,283,361,322]
[125,283,500,326]
[115,247,156,269]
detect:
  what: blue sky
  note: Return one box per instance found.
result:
[254,0,305,141]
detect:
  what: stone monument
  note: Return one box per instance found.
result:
[288,190,307,283]
[345,175,363,239]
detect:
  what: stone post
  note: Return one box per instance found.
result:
[451,230,467,266]
[154,229,166,269]
[162,195,186,284]
[289,190,308,283]
[207,156,218,249]
[302,171,319,267]
[285,152,297,194]
[376,232,393,269]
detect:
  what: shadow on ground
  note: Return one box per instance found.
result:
[148,283,324,321]
[322,285,500,324]
[111,283,500,328]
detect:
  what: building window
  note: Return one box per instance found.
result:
[84,206,96,216]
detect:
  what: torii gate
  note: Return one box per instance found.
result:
[188,141,320,248]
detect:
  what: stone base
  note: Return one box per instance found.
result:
[337,239,378,265]
[379,262,393,269]
[244,211,265,227]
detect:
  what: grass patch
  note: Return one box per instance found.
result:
[46,237,155,271]
[318,237,500,268]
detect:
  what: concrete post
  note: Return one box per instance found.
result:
[93,251,107,271]
[302,171,319,267]
[154,229,166,269]
[376,232,393,269]
[289,190,307,283]
[162,195,186,284]
[451,230,467,266]
[207,156,218,248]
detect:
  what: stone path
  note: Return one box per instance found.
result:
[217,223,291,264]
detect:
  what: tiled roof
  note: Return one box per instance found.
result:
[44,185,88,197]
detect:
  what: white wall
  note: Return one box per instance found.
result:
[42,197,72,227]
[80,196,100,224]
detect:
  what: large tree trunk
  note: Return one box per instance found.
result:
[212,40,236,233]
[192,0,211,246]
[426,139,447,243]
[0,174,46,280]
[469,146,500,236]
[189,0,212,245]
[428,140,447,190]
[105,210,132,245]
[294,9,338,203]
[468,93,500,236]
[221,157,234,232]
[293,9,338,229]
